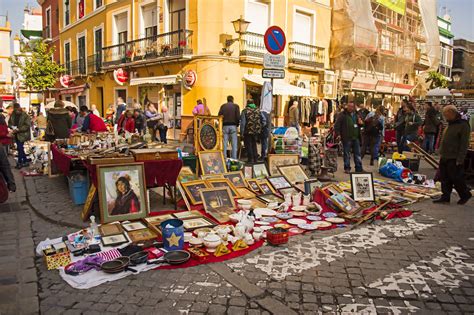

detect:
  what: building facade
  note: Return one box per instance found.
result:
[451,39,474,97]
[40,0,333,139]
[437,14,454,79]
[0,16,13,106]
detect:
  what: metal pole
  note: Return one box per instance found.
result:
[268,78,274,157]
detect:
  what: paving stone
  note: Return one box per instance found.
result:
[208,304,227,315]
[229,297,247,306]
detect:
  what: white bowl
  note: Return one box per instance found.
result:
[229,213,240,223]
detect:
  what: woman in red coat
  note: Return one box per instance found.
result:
[0,114,12,146]
[117,110,135,134]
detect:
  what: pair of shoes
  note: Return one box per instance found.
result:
[433,197,450,204]
[458,193,472,205]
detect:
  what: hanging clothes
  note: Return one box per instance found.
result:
[301,98,311,124]
[309,100,318,125]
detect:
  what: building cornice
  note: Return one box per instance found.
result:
[60,5,106,33]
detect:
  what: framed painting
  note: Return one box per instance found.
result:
[304,179,323,196]
[253,163,269,178]
[278,187,299,196]
[97,163,149,224]
[278,164,309,185]
[200,187,236,223]
[198,123,219,151]
[176,181,192,211]
[223,171,246,188]
[122,221,148,232]
[181,180,210,205]
[99,223,124,237]
[267,176,292,190]
[206,178,241,198]
[198,150,227,175]
[257,179,277,195]
[257,193,285,205]
[245,179,262,194]
[173,210,202,220]
[102,234,129,247]
[236,187,256,199]
[247,198,267,209]
[268,154,299,176]
[350,172,375,202]
[144,214,175,225]
[127,228,158,243]
[178,166,198,183]
[81,185,97,222]
[243,165,253,179]
[201,174,225,180]
[182,216,217,231]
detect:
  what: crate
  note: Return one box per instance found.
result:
[267,227,289,245]
[399,158,420,172]
[68,171,89,205]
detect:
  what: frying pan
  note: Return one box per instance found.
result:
[129,251,149,266]
[147,250,190,265]
[87,257,137,274]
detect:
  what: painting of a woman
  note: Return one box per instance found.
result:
[111,176,140,215]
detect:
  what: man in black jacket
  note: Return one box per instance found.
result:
[219,95,241,159]
[433,105,471,205]
[334,102,364,173]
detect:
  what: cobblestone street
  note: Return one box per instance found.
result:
[0,158,473,314]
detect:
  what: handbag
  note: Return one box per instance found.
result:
[45,120,55,136]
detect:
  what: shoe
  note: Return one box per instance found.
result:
[433,197,450,204]
[344,169,350,174]
[458,193,472,205]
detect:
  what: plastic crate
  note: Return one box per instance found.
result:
[68,171,89,205]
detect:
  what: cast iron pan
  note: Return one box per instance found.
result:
[88,257,137,274]
[129,251,149,266]
[148,250,190,265]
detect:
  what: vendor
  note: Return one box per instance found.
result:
[79,106,107,133]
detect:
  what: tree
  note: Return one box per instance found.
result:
[425,70,449,89]
[10,41,64,93]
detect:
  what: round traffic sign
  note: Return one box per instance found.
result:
[264,26,286,55]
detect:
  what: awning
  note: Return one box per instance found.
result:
[426,88,452,97]
[376,80,394,94]
[0,95,15,101]
[53,84,89,95]
[393,83,414,95]
[130,75,178,86]
[243,74,310,97]
[21,30,43,39]
[351,76,377,92]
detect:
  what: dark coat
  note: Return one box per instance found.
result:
[47,107,72,140]
[334,110,363,143]
[439,116,471,165]
[8,111,31,143]
[423,107,440,134]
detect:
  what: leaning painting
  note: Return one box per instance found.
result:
[97,163,149,223]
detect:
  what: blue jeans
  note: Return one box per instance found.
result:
[223,125,238,159]
[16,140,27,164]
[343,139,362,172]
[401,134,417,152]
[372,135,381,162]
[423,133,435,153]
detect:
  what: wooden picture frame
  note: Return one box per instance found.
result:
[247,197,267,209]
[253,163,269,178]
[245,179,262,194]
[277,164,309,185]
[350,172,375,202]
[304,179,323,196]
[193,115,223,153]
[200,187,236,223]
[206,178,241,198]
[178,166,198,183]
[122,221,148,232]
[181,216,217,231]
[176,181,192,211]
[201,174,225,180]
[181,180,210,205]
[144,214,175,225]
[243,165,253,179]
[127,228,158,243]
[102,234,129,247]
[278,187,299,196]
[173,210,202,220]
[257,179,277,195]
[198,150,227,175]
[236,187,256,199]
[223,171,246,188]
[257,193,285,205]
[81,185,97,222]
[268,154,299,176]
[97,163,149,224]
[99,223,124,237]
[267,175,292,190]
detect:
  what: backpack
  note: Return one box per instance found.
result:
[245,108,262,135]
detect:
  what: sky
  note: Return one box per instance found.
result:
[1,0,473,48]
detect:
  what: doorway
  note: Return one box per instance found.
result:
[96,87,104,114]
[115,89,127,103]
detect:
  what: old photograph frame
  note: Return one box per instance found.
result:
[350,172,375,202]
[267,154,299,176]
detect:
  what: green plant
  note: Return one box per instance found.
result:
[425,70,449,89]
[10,41,65,93]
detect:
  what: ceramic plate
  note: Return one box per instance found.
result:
[312,221,332,228]
[298,223,318,231]
[291,205,306,211]
[306,215,322,221]
[189,237,203,246]
[276,212,293,220]
[326,217,345,224]
[261,217,279,223]
[260,226,273,231]
[254,208,277,217]
[254,221,271,226]
[274,223,291,229]
[194,227,213,235]
[288,227,304,234]
[322,212,338,218]
[287,218,307,225]
[291,211,307,217]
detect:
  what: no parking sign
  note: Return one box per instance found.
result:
[264,26,286,55]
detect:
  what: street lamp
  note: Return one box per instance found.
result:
[224,15,251,51]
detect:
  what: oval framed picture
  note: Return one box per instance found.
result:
[199,123,218,150]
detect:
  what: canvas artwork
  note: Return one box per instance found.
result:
[243,166,253,179]
[246,179,262,193]
[268,154,299,175]
[127,228,158,243]
[200,188,236,223]
[350,172,375,202]
[223,171,246,188]
[97,163,148,224]
[182,217,216,231]
[181,180,210,205]
[198,150,227,175]
[304,179,323,196]
[267,176,292,190]
[199,123,218,151]
[206,179,240,198]
[278,164,309,185]
[236,187,256,199]
[253,163,269,178]
[257,180,276,195]
[258,193,284,205]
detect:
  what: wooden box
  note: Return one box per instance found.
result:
[130,148,178,161]
[88,156,136,165]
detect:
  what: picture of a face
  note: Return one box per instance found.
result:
[104,170,142,216]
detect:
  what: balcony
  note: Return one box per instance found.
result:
[288,42,325,70]
[70,58,87,76]
[87,54,103,74]
[414,49,430,70]
[238,32,266,62]
[101,30,193,68]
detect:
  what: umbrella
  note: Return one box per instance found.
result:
[45,100,78,109]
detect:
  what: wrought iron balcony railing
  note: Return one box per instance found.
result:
[239,32,266,59]
[87,53,103,73]
[288,42,325,69]
[70,58,87,76]
[101,29,193,67]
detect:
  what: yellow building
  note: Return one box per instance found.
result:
[0,17,13,103]
[55,0,334,139]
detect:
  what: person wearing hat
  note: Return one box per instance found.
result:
[8,103,31,169]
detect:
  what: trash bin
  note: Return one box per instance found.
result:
[161,219,184,251]
[67,171,89,205]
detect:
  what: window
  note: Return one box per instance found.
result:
[293,11,313,44]
[169,0,185,32]
[64,42,71,74]
[45,7,51,38]
[56,8,59,25]
[94,28,103,71]
[95,0,103,9]
[403,74,409,84]
[78,36,86,74]
[246,0,270,34]
[78,0,85,19]
[142,4,158,38]
[380,30,393,51]
[64,0,70,26]
[440,46,453,67]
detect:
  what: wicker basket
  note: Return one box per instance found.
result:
[266,227,289,245]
